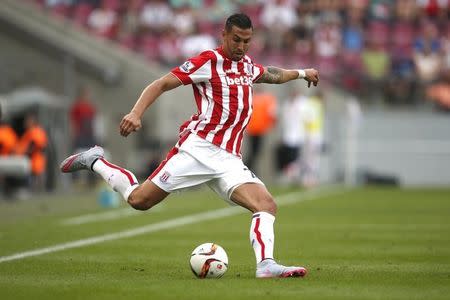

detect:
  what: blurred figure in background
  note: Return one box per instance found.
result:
[426,68,450,111]
[70,86,97,151]
[0,120,18,157]
[361,38,390,105]
[69,86,98,187]
[276,86,307,184]
[87,0,119,40]
[0,120,19,198]
[245,85,277,174]
[300,91,325,188]
[14,113,48,192]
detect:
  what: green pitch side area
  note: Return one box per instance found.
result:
[0,186,449,300]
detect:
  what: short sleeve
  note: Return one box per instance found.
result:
[252,63,265,82]
[171,51,213,85]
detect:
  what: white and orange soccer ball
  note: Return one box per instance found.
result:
[189,243,228,278]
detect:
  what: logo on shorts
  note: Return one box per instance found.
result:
[159,171,171,183]
[243,167,256,178]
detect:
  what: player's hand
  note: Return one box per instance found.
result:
[304,68,319,88]
[119,111,142,137]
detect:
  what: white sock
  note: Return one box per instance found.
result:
[92,158,139,201]
[250,211,275,264]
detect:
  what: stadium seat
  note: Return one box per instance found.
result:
[367,21,390,50]
[72,3,94,28]
[391,21,415,56]
[118,33,138,50]
[102,0,121,11]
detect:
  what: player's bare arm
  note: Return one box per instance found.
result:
[256,67,319,87]
[120,73,182,137]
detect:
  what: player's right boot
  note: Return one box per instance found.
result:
[256,259,307,278]
[60,146,104,173]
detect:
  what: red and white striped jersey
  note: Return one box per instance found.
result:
[171,47,265,157]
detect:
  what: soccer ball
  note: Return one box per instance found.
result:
[189,242,228,278]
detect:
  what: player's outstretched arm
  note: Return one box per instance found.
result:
[255,67,319,87]
[119,73,182,137]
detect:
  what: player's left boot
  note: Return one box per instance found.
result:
[255,259,307,278]
[60,146,104,173]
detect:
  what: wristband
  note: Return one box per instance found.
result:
[297,69,306,79]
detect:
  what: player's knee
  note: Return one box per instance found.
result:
[127,183,168,211]
[258,195,277,215]
[127,191,154,211]
[266,198,277,215]
[128,195,151,210]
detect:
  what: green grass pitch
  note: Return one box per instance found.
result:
[0,186,449,300]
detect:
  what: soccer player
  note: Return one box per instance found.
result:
[61,13,319,278]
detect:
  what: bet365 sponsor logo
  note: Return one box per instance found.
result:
[225,75,253,86]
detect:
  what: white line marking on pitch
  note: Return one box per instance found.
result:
[0,186,347,264]
[61,204,165,226]
[61,208,140,226]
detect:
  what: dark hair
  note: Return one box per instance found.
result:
[225,13,253,32]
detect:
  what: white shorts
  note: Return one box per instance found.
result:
[150,133,264,204]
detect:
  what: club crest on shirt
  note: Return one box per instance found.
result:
[159,171,171,183]
[179,61,194,73]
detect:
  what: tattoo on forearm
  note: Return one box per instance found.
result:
[258,66,283,84]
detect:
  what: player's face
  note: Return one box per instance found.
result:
[222,26,252,61]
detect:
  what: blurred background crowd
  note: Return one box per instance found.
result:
[29,0,450,108]
[1,0,450,200]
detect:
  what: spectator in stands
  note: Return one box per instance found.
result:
[245,86,277,174]
[417,0,449,19]
[386,53,417,105]
[140,0,174,34]
[172,4,196,36]
[413,19,442,59]
[179,22,217,58]
[367,0,393,22]
[87,0,119,40]
[362,38,390,104]
[413,41,442,83]
[313,12,342,82]
[26,0,450,108]
[117,0,143,49]
[159,27,184,66]
[442,24,450,70]
[413,21,443,102]
[260,0,298,51]
[340,7,365,94]
[395,0,418,21]
[14,113,48,191]
[414,19,442,85]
